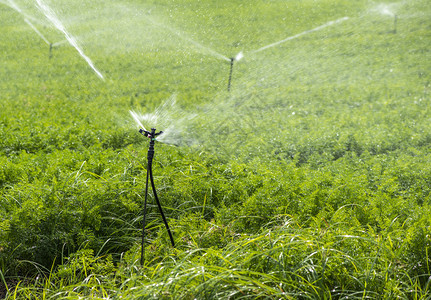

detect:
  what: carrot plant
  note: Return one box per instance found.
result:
[1,0,430,298]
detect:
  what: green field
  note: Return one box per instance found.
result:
[1,0,431,298]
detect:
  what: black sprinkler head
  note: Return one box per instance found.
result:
[139,128,163,138]
[139,128,150,137]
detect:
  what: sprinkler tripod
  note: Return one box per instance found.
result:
[139,128,175,266]
[227,52,243,91]
[393,14,397,34]
[227,57,234,92]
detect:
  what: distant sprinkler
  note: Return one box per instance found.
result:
[393,14,397,34]
[227,58,234,92]
[227,51,243,92]
[47,40,67,59]
[380,7,397,34]
[23,18,55,58]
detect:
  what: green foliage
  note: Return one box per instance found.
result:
[54,249,116,285]
[1,0,431,298]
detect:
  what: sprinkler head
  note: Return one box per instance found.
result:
[139,128,150,137]
[139,128,163,138]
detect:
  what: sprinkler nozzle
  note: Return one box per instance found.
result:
[139,128,163,138]
[139,128,150,137]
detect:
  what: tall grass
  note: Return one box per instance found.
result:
[1,0,431,298]
[6,215,430,299]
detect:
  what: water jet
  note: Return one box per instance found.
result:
[52,39,68,47]
[251,17,349,54]
[35,0,104,80]
[24,18,50,45]
[145,15,230,62]
[23,18,55,58]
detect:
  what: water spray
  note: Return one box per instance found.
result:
[139,127,175,266]
[251,17,349,54]
[227,51,243,91]
[24,18,50,45]
[35,0,104,80]
[3,2,55,59]
[23,18,55,58]
[52,39,68,47]
[145,15,230,62]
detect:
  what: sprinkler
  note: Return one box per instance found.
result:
[393,14,397,34]
[23,17,54,59]
[227,52,243,92]
[380,6,397,34]
[139,128,175,266]
[227,57,234,92]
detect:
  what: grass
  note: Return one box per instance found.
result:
[1,0,431,298]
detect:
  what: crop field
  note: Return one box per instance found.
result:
[1,0,431,298]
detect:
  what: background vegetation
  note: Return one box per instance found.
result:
[1,0,430,298]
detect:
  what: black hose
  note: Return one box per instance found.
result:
[140,162,150,266]
[149,165,175,247]
[140,145,175,266]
